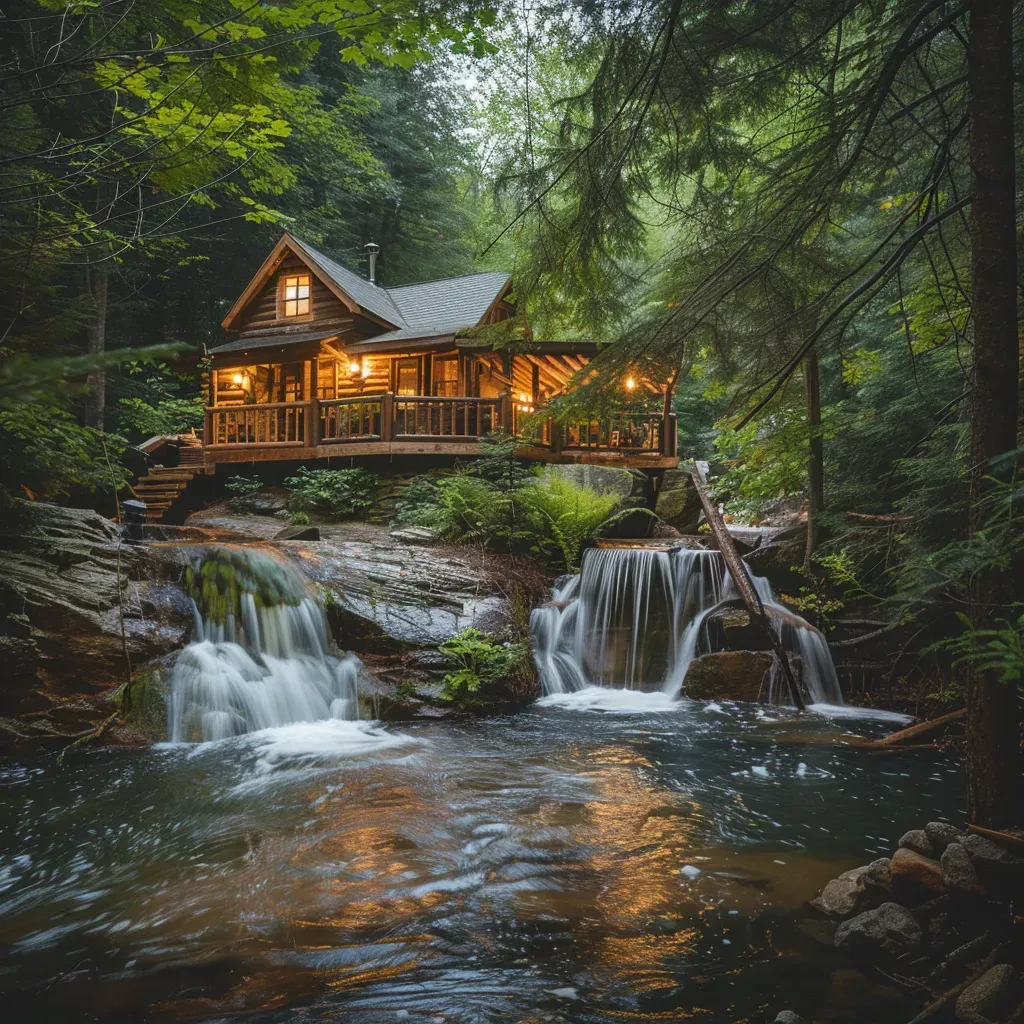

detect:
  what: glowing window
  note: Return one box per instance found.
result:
[280,274,310,317]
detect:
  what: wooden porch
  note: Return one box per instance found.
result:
[201,392,679,469]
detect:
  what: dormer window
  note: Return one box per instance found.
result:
[280,274,311,318]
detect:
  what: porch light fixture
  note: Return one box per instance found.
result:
[349,359,361,376]
[625,377,637,391]
[232,371,250,389]
[361,360,372,378]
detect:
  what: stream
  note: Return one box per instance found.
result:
[0,696,963,1023]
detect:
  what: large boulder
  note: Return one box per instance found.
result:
[890,847,944,903]
[683,651,773,702]
[834,902,923,959]
[0,501,192,742]
[955,964,1019,1024]
[960,833,1024,879]
[940,842,985,897]
[898,829,935,857]
[925,821,963,853]
[655,468,703,534]
[863,857,894,897]
[810,865,877,917]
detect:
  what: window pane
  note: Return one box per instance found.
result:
[296,298,309,315]
[285,300,297,316]
[297,284,309,299]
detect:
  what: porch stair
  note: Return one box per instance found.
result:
[133,465,203,523]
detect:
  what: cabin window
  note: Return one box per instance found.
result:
[395,357,420,396]
[432,356,459,397]
[215,363,303,404]
[279,274,311,318]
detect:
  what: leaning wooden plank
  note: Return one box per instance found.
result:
[967,823,1024,853]
[689,464,805,710]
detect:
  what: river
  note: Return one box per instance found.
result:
[0,694,962,1023]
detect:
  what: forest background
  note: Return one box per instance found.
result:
[0,0,1020,825]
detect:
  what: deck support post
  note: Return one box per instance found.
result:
[498,391,512,435]
[381,391,394,442]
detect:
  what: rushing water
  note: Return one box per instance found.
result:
[531,546,844,704]
[170,547,362,742]
[0,698,962,1023]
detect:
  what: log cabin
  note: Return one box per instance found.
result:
[200,232,679,471]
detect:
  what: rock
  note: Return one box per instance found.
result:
[890,847,944,903]
[274,524,321,541]
[925,821,963,852]
[810,865,876,917]
[955,964,1019,1024]
[683,651,773,702]
[0,501,192,741]
[941,842,986,896]
[230,493,286,516]
[834,902,923,959]
[898,829,935,857]
[774,1013,803,1024]
[863,857,894,895]
[654,468,703,534]
[389,525,442,544]
[960,833,1024,877]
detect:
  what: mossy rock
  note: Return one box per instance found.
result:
[118,656,173,742]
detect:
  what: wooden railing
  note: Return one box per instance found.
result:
[556,414,668,454]
[206,401,309,447]
[205,394,678,458]
[319,394,387,443]
[393,396,500,439]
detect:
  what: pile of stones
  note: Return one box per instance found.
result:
[796,821,1024,1024]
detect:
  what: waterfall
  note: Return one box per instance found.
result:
[530,545,843,706]
[168,547,361,743]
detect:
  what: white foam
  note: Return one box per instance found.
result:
[807,703,914,724]
[244,719,416,771]
[536,686,679,714]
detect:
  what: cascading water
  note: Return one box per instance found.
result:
[169,547,362,742]
[531,545,843,706]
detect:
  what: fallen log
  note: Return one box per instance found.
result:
[689,465,805,710]
[867,708,966,747]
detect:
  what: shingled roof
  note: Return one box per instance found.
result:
[214,233,511,356]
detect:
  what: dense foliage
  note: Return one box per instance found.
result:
[395,438,626,570]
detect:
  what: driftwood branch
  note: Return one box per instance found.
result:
[689,465,805,709]
[905,947,1002,1024]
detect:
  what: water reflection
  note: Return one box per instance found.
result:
[0,699,963,1022]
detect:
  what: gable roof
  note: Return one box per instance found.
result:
[286,234,405,327]
[220,232,511,347]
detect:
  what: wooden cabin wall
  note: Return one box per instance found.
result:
[239,253,352,334]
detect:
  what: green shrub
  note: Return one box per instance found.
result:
[516,476,622,570]
[284,466,376,519]
[438,627,528,706]
[396,473,507,540]
[225,475,263,498]
[224,474,266,513]
[395,466,626,570]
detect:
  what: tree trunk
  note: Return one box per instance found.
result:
[84,266,109,430]
[804,345,824,567]
[965,0,1020,829]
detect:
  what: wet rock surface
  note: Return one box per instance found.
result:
[809,865,876,917]
[890,847,944,902]
[809,819,1024,1020]
[0,501,192,743]
[683,650,773,701]
[834,901,923,958]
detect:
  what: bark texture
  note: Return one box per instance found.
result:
[965,0,1020,829]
